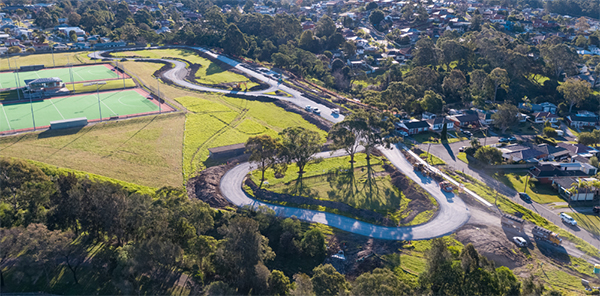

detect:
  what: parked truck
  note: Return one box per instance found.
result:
[532,226,562,246]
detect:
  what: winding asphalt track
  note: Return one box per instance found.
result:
[92,47,471,240]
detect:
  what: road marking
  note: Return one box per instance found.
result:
[49,99,65,120]
[1,104,12,130]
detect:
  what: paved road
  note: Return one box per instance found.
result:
[221,147,471,240]
[421,138,600,252]
[90,47,345,123]
[93,46,476,240]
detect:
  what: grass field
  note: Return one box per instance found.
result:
[568,213,600,236]
[0,113,184,187]
[0,64,120,89]
[457,152,469,164]
[494,172,565,204]
[178,94,327,179]
[0,51,93,71]
[0,89,159,132]
[112,48,250,85]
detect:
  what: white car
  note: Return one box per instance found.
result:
[305,105,311,111]
[560,213,577,226]
[312,108,321,114]
[513,236,527,247]
[331,108,340,114]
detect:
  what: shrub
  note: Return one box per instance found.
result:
[543,127,558,138]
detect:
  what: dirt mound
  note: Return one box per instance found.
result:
[186,164,234,208]
[389,170,439,225]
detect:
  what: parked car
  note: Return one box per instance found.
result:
[508,136,517,141]
[593,206,600,214]
[499,137,509,143]
[331,108,340,114]
[305,105,311,111]
[513,236,528,247]
[518,192,531,202]
[560,213,577,226]
[312,108,321,114]
[459,146,467,152]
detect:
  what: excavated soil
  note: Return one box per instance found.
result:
[186,164,235,209]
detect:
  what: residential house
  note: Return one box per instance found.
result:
[533,144,570,161]
[448,113,479,128]
[558,142,600,158]
[475,109,495,125]
[397,120,430,135]
[553,177,599,201]
[6,38,19,46]
[529,162,596,184]
[57,26,86,37]
[427,117,453,131]
[519,102,557,114]
[566,111,598,128]
[499,145,545,163]
[32,43,50,51]
[532,112,559,124]
[422,112,436,119]
[301,21,315,30]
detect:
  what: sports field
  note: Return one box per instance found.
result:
[0,64,121,89]
[0,89,162,132]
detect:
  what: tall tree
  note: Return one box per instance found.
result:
[315,15,335,38]
[279,127,322,176]
[492,103,519,134]
[474,146,503,165]
[328,115,368,167]
[420,90,445,114]
[221,24,248,56]
[245,135,281,188]
[268,270,291,296]
[369,9,384,27]
[301,228,326,258]
[352,268,411,296]
[488,68,509,103]
[311,264,348,296]
[557,78,591,113]
[413,37,440,67]
[541,44,578,79]
[291,273,314,296]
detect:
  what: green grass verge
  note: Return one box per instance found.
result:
[0,113,184,188]
[457,152,469,164]
[568,213,600,236]
[419,152,445,165]
[112,48,250,85]
[66,79,136,94]
[177,94,327,179]
[494,172,565,204]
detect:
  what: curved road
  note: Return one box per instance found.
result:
[92,47,471,240]
[90,47,344,123]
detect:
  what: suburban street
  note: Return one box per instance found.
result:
[419,137,600,252]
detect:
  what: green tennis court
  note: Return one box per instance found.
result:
[0,90,159,132]
[0,65,120,89]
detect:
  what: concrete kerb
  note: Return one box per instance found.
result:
[403,147,494,207]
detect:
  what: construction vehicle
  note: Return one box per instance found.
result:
[501,213,525,232]
[439,181,454,193]
[532,226,562,246]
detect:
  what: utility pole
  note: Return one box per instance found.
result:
[156,76,161,114]
[51,45,55,67]
[28,88,35,130]
[84,81,107,122]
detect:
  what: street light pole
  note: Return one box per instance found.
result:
[28,88,36,130]
[156,76,161,114]
[84,81,107,122]
[51,45,55,67]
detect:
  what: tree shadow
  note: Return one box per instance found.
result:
[443,142,455,161]
[205,62,225,76]
[283,175,319,199]
[360,157,382,209]
[326,167,359,206]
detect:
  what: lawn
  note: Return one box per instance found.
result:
[419,152,445,165]
[65,78,136,94]
[178,94,327,179]
[494,172,565,204]
[111,48,250,85]
[252,153,438,226]
[512,121,543,135]
[411,131,442,144]
[0,51,93,71]
[0,113,184,188]
[457,152,469,164]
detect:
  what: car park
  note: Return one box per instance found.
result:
[312,108,321,114]
[518,192,531,202]
[513,236,528,247]
[560,213,577,226]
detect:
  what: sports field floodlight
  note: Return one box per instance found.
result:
[84,81,107,122]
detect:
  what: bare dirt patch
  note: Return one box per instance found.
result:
[186,164,234,208]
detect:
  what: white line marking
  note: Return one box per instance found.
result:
[1,104,12,130]
[101,100,116,115]
[49,99,65,120]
